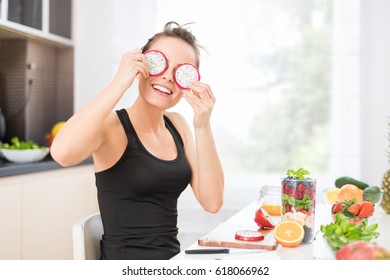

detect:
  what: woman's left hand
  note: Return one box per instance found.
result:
[183,81,216,128]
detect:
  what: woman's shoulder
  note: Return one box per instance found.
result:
[165,111,186,124]
[165,112,192,144]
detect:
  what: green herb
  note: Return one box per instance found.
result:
[1,137,45,150]
[286,168,311,180]
[318,213,380,252]
[282,193,312,211]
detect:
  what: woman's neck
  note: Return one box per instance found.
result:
[127,96,167,133]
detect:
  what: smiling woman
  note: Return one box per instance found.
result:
[50,21,224,260]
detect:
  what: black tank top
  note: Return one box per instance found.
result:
[95,109,192,260]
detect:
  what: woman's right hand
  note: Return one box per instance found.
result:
[112,48,149,90]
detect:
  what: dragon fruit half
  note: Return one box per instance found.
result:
[174,63,200,89]
[144,50,168,76]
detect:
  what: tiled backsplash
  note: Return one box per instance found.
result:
[0,39,73,145]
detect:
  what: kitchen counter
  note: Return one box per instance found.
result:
[172,201,390,260]
[0,155,93,177]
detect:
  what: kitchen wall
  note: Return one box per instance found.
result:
[73,0,157,112]
[0,39,73,145]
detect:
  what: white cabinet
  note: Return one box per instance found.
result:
[0,0,72,47]
[0,164,99,259]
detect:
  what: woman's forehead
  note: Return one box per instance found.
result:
[150,37,197,64]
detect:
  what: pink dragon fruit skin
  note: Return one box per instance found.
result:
[174,63,200,89]
[144,50,168,76]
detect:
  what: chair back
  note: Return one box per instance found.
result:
[72,212,103,260]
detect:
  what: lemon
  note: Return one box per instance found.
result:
[326,188,341,204]
[51,122,65,138]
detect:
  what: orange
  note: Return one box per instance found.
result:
[273,220,304,247]
[337,184,363,203]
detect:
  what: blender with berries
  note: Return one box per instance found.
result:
[281,168,316,243]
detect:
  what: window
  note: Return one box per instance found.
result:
[156,0,332,194]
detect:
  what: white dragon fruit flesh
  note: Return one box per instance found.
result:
[174,63,200,89]
[144,50,167,76]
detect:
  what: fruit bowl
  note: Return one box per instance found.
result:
[1,148,49,163]
[331,213,370,226]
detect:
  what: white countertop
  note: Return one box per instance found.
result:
[172,201,390,260]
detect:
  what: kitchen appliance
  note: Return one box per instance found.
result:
[0,108,5,142]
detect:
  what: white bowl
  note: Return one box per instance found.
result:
[1,148,49,163]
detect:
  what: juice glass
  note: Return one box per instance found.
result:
[259,185,281,216]
[281,178,316,243]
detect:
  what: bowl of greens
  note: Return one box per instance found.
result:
[319,212,380,254]
[1,137,49,163]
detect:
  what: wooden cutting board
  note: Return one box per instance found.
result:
[198,222,279,250]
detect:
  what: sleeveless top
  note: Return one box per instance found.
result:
[95,109,192,260]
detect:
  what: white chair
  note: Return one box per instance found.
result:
[72,212,103,260]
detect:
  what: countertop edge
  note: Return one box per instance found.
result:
[0,156,93,178]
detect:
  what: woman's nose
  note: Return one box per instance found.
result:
[161,66,174,83]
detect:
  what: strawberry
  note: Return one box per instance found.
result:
[303,189,311,196]
[347,203,361,216]
[357,201,375,219]
[332,202,343,214]
[254,207,275,229]
[297,183,305,192]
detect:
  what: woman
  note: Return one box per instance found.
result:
[51,22,224,260]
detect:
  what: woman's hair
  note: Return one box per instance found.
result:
[142,21,201,67]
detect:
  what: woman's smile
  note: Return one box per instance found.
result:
[152,83,174,96]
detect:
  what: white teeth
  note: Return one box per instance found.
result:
[152,84,172,95]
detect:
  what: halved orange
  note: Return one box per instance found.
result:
[273,220,304,247]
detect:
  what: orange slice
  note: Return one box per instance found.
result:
[273,220,304,247]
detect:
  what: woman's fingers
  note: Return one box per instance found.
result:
[116,49,150,85]
[134,60,149,78]
[188,82,216,103]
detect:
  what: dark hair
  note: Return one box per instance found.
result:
[142,21,201,68]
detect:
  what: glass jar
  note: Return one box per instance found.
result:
[281,178,317,244]
[258,185,282,216]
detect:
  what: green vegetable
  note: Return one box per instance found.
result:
[286,168,311,180]
[1,137,45,150]
[335,176,369,190]
[319,213,379,252]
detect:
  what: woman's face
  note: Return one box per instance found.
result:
[138,36,198,109]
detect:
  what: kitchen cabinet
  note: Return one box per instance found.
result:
[0,164,99,259]
[0,0,72,47]
[8,0,43,30]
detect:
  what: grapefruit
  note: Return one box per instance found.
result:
[337,184,363,203]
